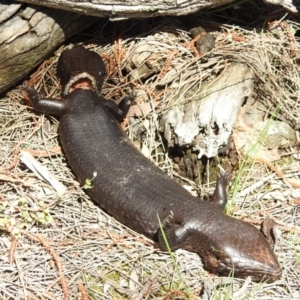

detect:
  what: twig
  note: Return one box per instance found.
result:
[18,231,70,300]
[78,283,89,300]
[255,158,300,189]
[134,272,157,300]
[9,237,18,266]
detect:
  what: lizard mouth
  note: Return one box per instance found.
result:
[202,248,281,282]
[215,259,282,282]
[68,77,95,93]
[63,72,99,95]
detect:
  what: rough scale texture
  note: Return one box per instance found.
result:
[26,46,281,282]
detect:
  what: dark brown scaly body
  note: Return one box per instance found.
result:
[26,45,281,282]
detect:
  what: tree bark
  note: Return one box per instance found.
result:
[1,0,297,93]
[15,0,298,19]
[0,1,97,93]
[15,0,237,20]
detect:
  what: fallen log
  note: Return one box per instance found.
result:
[0,1,97,93]
[16,0,298,19]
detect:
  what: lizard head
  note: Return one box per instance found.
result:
[57,45,106,96]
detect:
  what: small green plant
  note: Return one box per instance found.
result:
[157,214,193,299]
[83,172,97,189]
[0,197,54,237]
[35,210,53,225]
[295,253,300,264]
[228,101,282,213]
[0,216,13,230]
[18,198,53,226]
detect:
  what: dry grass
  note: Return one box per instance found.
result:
[1,1,300,299]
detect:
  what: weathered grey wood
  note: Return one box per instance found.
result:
[0,1,97,93]
[14,0,239,19]
[15,0,298,19]
[2,0,297,93]
[161,63,255,158]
